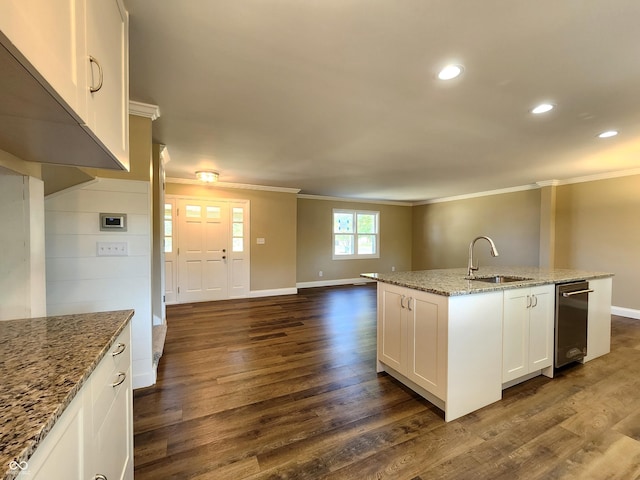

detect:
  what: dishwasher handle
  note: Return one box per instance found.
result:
[562,289,594,297]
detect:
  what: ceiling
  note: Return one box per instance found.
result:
[125,0,640,202]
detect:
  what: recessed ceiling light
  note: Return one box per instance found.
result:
[438,64,463,80]
[530,103,555,114]
[598,130,618,138]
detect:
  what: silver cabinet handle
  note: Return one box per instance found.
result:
[111,372,126,387]
[111,342,126,356]
[407,297,413,312]
[526,295,532,308]
[400,295,406,309]
[89,55,104,93]
[95,475,108,480]
[532,294,538,308]
[562,289,594,297]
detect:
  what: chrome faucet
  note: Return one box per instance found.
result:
[467,236,499,278]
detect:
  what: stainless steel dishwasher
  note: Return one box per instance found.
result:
[555,281,593,368]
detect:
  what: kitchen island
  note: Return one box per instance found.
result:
[0,310,134,480]
[361,267,613,421]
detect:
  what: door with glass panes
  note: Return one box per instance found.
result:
[172,198,249,303]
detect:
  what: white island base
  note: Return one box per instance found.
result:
[374,276,612,422]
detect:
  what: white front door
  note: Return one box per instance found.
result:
[173,198,249,303]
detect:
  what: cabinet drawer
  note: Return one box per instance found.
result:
[91,326,131,434]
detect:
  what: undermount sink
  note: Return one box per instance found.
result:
[469,275,533,284]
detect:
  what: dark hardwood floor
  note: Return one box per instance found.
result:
[133,284,640,479]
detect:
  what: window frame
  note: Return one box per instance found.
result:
[332,208,380,260]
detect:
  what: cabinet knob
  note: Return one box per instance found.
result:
[95,475,108,480]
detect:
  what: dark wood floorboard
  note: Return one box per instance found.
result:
[133,284,640,480]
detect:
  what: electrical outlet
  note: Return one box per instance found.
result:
[318,271,323,277]
[97,242,128,256]
[392,266,396,272]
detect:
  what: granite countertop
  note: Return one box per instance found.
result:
[0,310,134,480]
[361,266,614,296]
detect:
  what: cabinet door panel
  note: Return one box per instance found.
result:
[0,0,86,118]
[85,0,129,170]
[503,290,529,382]
[94,369,133,480]
[407,296,442,395]
[528,287,554,371]
[378,286,404,372]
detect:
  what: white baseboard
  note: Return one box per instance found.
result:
[296,277,375,289]
[612,305,640,320]
[249,287,298,298]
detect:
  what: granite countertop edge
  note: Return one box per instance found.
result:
[360,266,614,297]
[1,309,134,480]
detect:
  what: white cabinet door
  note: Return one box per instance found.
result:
[528,285,554,371]
[85,0,129,170]
[378,284,405,373]
[377,284,446,400]
[88,324,134,480]
[503,285,554,383]
[0,0,87,118]
[406,291,446,399]
[503,288,530,383]
[94,368,133,480]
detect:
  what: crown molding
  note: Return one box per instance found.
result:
[166,177,300,194]
[129,101,160,120]
[535,179,560,188]
[297,193,412,206]
[414,184,539,205]
[553,167,640,186]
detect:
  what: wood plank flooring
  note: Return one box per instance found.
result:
[133,284,640,479]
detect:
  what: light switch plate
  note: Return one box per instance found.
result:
[256,237,265,244]
[97,242,128,256]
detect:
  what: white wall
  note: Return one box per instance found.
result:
[0,174,46,320]
[45,178,154,388]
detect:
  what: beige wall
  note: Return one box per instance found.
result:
[165,184,297,292]
[297,198,412,283]
[555,175,640,309]
[412,189,541,270]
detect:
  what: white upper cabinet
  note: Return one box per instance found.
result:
[0,0,87,119]
[85,0,129,170]
[0,0,129,171]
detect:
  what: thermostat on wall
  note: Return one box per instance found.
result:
[100,213,127,231]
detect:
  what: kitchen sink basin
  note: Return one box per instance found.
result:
[469,275,533,283]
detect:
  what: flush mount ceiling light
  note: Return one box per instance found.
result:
[195,170,219,183]
[530,103,555,114]
[437,64,464,80]
[598,130,618,138]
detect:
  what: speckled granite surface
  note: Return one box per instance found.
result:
[0,310,133,480]
[361,266,613,296]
